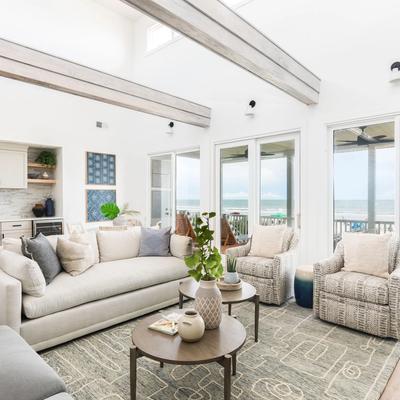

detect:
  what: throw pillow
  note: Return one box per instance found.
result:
[249,225,287,258]
[69,232,100,264]
[21,233,62,284]
[0,249,46,296]
[96,229,141,262]
[342,233,392,278]
[170,234,193,259]
[139,227,171,257]
[56,238,93,276]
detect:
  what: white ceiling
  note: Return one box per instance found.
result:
[95,0,143,22]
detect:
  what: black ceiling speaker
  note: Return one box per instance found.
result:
[391,62,400,71]
[249,100,256,108]
[168,121,174,128]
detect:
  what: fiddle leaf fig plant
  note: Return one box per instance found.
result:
[184,212,224,282]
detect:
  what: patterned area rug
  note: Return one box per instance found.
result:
[42,302,400,400]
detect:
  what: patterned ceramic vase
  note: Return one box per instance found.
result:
[194,279,222,329]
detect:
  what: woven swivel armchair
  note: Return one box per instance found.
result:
[314,239,400,339]
[226,229,298,305]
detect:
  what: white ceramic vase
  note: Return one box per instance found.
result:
[178,310,205,342]
[113,215,128,226]
[224,271,240,284]
[194,279,222,330]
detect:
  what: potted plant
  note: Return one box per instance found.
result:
[224,256,239,284]
[184,212,224,329]
[100,202,140,226]
[36,151,56,167]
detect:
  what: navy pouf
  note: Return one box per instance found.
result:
[294,265,314,308]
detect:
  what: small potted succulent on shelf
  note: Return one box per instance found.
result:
[224,256,239,284]
[184,212,224,329]
[100,202,140,226]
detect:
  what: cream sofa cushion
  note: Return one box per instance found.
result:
[22,256,188,318]
[249,225,287,258]
[56,238,93,276]
[0,249,45,296]
[342,233,392,278]
[170,234,193,259]
[96,229,140,262]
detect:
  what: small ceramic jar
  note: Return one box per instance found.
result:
[224,271,240,284]
[178,310,205,342]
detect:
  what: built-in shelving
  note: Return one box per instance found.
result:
[27,179,56,185]
[28,162,56,169]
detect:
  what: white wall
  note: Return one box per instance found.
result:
[131,0,400,263]
[0,0,205,226]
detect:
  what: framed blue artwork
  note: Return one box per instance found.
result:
[87,152,116,185]
[86,189,116,222]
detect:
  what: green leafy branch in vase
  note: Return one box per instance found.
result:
[184,212,224,282]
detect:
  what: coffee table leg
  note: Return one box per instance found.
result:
[160,361,164,368]
[254,294,260,342]
[232,353,237,376]
[228,303,232,316]
[223,355,232,400]
[130,347,137,400]
[179,291,184,309]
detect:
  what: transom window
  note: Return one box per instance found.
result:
[146,23,181,53]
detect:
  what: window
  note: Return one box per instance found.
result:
[146,23,181,53]
[333,122,395,247]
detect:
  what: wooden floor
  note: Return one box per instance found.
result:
[380,359,400,399]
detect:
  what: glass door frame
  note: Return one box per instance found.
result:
[327,114,400,252]
[214,131,300,252]
[255,132,301,230]
[147,147,200,228]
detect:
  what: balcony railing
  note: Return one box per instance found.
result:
[177,210,395,244]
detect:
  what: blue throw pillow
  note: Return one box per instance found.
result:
[21,233,62,284]
[139,227,171,257]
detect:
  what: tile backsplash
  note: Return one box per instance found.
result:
[0,185,54,219]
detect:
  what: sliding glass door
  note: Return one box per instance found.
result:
[333,122,395,247]
[216,133,299,253]
[219,144,251,251]
[150,149,200,230]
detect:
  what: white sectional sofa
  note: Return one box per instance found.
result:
[0,230,191,351]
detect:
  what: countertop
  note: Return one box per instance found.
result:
[0,217,63,223]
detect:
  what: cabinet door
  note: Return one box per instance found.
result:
[0,150,27,188]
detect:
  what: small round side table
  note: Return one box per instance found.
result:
[294,265,314,308]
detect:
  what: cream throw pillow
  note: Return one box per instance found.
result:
[342,233,392,278]
[0,249,46,296]
[249,225,287,258]
[56,238,93,276]
[96,229,141,262]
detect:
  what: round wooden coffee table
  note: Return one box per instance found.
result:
[130,313,246,400]
[179,280,260,341]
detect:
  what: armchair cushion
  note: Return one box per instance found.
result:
[236,256,274,279]
[249,225,286,258]
[342,233,392,278]
[321,271,388,305]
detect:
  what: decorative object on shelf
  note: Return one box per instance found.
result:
[184,212,224,329]
[87,152,116,185]
[99,202,140,226]
[32,203,45,218]
[178,309,205,343]
[41,171,49,180]
[28,172,40,179]
[86,190,116,222]
[35,150,56,167]
[44,196,55,217]
[224,255,239,283]
[217,278,242,291]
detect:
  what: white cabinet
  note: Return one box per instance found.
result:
[0,145,27,189]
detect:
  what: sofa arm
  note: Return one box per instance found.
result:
[0,269,22,332]
[226,241,251,258]
[389,268,400,339]
[313,243,344,318]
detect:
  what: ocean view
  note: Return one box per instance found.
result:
[177,199,395,221]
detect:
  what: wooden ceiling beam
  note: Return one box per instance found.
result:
[122,0,320,105]
[0,38,211,127]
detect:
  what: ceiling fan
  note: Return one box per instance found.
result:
[336,126,393,147]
